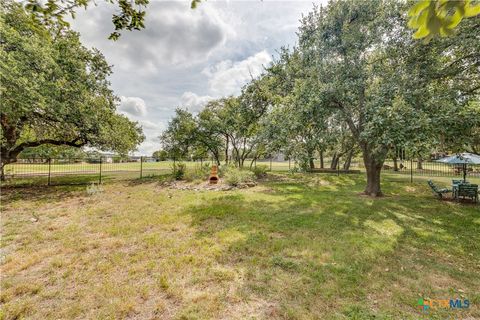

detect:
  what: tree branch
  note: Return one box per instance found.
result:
[10,138,86,157]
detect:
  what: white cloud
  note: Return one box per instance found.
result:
[139,119,162,131]
[203,50,273,96]
[71,1,234,74]
[181,92,214,113]
[70,1,320,155]
[178,50,273,113]
[135,136,160,156]
[119,96,147,116]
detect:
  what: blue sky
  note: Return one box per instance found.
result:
[71,1,326,155]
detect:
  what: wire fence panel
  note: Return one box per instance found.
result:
[3,156,480,187]
[381,159,480,180]
[2,157,222,186]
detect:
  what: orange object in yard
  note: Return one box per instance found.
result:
[209,165,219,184]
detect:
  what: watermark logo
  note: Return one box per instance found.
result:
[417,298,470,311]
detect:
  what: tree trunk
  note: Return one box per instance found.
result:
[1,157,15,181]
[363,153,384,197]
[343,149,354,170]
[212,151,221,166]
[330,152,339,170]
[393,157,399,171]
[319,150,324,169]
[249,156,258,169]
[225,136,229,165]
[309,157,315,170]
[1,163,5,181]
[417,157,423,170]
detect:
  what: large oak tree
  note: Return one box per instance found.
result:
[0,1,144,179]
[297,0,479,196]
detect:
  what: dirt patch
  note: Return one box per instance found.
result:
[159,180,257,191]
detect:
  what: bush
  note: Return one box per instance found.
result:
[86,183,104,195]
[224,167,255,186]
[184,163,211,181]
[218,164,232,178]
[199,163,211,178]
[289,167,301,174]
[251,165,268,178]
[172,162,186,180]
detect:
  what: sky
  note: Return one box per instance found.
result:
[71,0,327,155]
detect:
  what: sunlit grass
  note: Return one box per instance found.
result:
[1,173,479,319]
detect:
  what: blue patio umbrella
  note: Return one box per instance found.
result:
[436,153,480,182]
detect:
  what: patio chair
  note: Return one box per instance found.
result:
[456,184,479,203]
[427,180,451,199]
[452,180,470,199]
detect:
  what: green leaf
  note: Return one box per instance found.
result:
[408,1,430,17]
[464,3,480,17]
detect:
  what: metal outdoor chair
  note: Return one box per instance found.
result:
[456,184,479,203]
[427,180,451,199]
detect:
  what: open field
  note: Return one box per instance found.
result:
[1,173,479,319]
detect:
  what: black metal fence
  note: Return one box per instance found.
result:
[1,157,299,186]
[2,157,205,185]
[380,159,480,182]
[2,156,479,186]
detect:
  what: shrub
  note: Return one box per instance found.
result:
[199,163,211,179]
[184,163,211,181]
[218,164,232,178]
[172,162,186,180]
[289,167,301,174]
[251,165,268,178]
[224,167,255,186]
[86,183,104,195]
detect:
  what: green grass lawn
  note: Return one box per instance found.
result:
[1,173,479,319]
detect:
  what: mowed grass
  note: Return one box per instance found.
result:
[1,173,479,319]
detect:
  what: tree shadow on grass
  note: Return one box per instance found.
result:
[180,175,480,317]
[1,184,86,206]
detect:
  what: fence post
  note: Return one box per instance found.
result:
[48,158,52,186]
[410,159,413,183]
[140,156,143,179]
[99,156,102,184]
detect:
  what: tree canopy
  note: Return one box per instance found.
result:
[23,0,149,40]
[160,0,479,197]
[0,1,144,176]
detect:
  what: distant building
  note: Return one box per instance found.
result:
[99,152,115,163]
